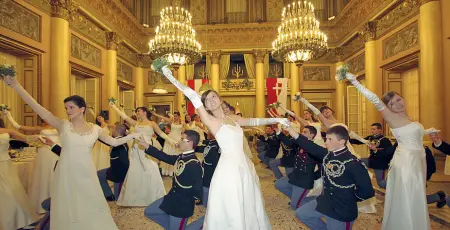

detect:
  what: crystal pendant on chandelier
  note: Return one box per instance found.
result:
[148,1,202,68]
[272,1,328,65]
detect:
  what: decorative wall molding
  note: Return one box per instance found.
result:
[148,71,169,85]
[383,21,418,60]
[376,1,420,38]
[347,53,365,74]
[70,12,106,47]
[266,0,284,22]
[71,34,101,68]
[190,0,207,25]
[0,0,41,42]
[117,43,137,66]
[303,66,331,81]
[341,35,365,60]
[117,60,132,82]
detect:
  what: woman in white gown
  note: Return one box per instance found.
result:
[89,109,113,170]
[2,110,60,214]
[109,104,171,206]
[341,70,431,230]
[3,75,141,230]
[154,111,184,176]
[0,120,38,229]
[153,58,290,230]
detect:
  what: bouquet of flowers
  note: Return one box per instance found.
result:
[108,97,117,104]
[0,104,10,111]
[335,64,350,81]
[151,58,169,74]
[149,107,156,112]
[0,64,16,79]
[293,92,302,102]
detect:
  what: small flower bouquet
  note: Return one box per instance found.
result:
[293,92,302,102]
[151,58,169,74]
[274,101,281,108]
[108,97,117,104]
[0,104,10,111]
[0,64,16,79]
[335,64,350,81]
[149,107,156,112]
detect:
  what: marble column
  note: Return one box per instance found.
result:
[253,49,266,118]
[290,63,300,115]
[363,21,382,126]
[208,51,221,92]
[419,0,444,134]
[105,32,121,123]
[177,65,186,114]
[135,54,145,107]
[49,0,71,117]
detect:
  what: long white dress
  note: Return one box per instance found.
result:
[382,122,430,230]
[0,133,38,229]
[161,122,183,176]
[204,119,271,230]
[92,126,111,170]
[28,128,60,214]
[116,124,166,206]
[51,120,118,229]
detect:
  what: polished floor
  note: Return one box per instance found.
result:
[110,153,450,230]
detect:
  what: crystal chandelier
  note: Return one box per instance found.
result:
[148,0,202,69]
[272,1,328,66]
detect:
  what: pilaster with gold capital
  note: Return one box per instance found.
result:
[361,21,377,42]
[253,49,267,117]
[106,32,122,51]
[135,54,145,107]
[253,49,267,64]
[136,54,144,68]
[208,51,221,92]
[49,0,76,20]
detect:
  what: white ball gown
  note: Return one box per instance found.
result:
[204,120,271,230]
[161,122,183,176]
[92,126,111,170]
[28,128,60,214]
[51,120,118,229]
[382,122,430,230]
[0,133,38,229]
[116,124,166,206]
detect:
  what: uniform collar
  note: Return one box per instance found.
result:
[182,150,195,155]
[332,146,348,155]
[373,133,382,138]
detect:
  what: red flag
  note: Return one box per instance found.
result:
[186,79,207,115]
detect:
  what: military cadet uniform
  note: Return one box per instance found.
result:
[275,132,322,210]
[269,132,296,179]
[144,146,203,230]
[197,139,221,207]
[293,134,375,230]
[350,133,392,188]
[257,132,281,167]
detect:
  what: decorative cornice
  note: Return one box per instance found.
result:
[207,51,221,64]
[136,54,144,68]
[361,21,378,42]
[253,49,267,63]
[106,32,121,50]
[49,0,76,20]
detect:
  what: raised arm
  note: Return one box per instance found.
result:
[283,126,328,159]
[280,106,311,126]
[294,93,334,128]
[98,129,139,147]
[349,131,370,145]
[0,128,39,143]
[109,102,137,126]
[151,121,178,146]
[153,112,173,123]
[3,110,44,134]
[3,76,62,129]
[229,113,290,128]
[340,69,405,127]
[152,58,221,134]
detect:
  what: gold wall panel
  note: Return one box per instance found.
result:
[71,34,102,68]
[303,66,331,81]
[266,0,284,22]
[190,0,207,25]
[341,35,365,60]
[70,13,107,47]
[383,22,418,60]
[347,53,365,74]
[148,71,169,85]
[117,60,132,82]
[376,1,419,38]
[117,43,137,66]
[0,0,41,42]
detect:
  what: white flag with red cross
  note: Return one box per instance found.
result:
[266,78,288,116]
[186,79,208,115]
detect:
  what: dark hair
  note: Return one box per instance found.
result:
[95,115,104,126]
[191,114,198,120]
[130,115,137,121]
[285,113,295,120]
[0,118,5,128]
[135,107,152,120]
[236,113,242,117]
[319,106,334,114]
[303,125,317,139]
[381,91,402,107]
[185,114,191,122]
[371,123,382,129]
[201,90,219,116]
[304,109,318,122]
[327,125,349,142]
[115,124,127,136]
[64,95,87,114]
[184,129,200,149]
[173,111,180,117]
[164,124,171,130]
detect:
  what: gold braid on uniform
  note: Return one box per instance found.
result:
[174,158,203,189]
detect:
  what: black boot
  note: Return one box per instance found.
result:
[105,194,116,202]
[436,191,446,208]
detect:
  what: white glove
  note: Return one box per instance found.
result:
[109,102,129,120]
[248,118,290,127]
[349,131,369,145]
[161,66,203,109]
[4,111,21,129]
[345,73,385,111]
[281,107,295,117]
[424,127,441,135]
[298,97,320,116]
